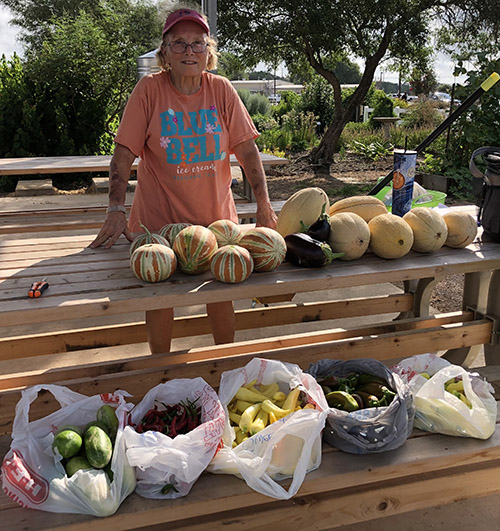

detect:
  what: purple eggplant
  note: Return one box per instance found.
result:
[300,202,331,241]
[285,233,343,268]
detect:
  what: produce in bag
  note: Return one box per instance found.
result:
[208,358,328,500]
[123,378,224,499]
[307,359,414,454]
[393,353,497,439]
[2,385,135,517]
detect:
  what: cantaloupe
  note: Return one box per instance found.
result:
[210,245,254,283]
[172,225,218,274]
[239,227,286,271]
[403,207,448,253]
[329,196,387,222]
[328,212,370,260]
[443,211,478,248]
[130,244,177,282]
[159,223,192,245]
[208,219,242,247]
[276,187,329,237]
[368,213,414,259]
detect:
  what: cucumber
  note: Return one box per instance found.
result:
[66,456,93,477]
[97,405,119,440]
[52,429,83,458]
[84,426,113,469]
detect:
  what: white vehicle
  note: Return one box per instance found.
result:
[268,93,281,104]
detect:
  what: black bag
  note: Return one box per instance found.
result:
[470,147,500,242]
[478,184,500,242]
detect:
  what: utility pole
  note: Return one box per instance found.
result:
[201,0,217,37]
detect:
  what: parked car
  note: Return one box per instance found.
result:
[268,93,281,104]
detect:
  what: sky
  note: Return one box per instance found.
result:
[0,5,466,85]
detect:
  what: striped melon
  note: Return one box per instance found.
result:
[130,244,177,282]
[276,187,330,237]
[172,225,218,274]
[239,227,286,272]
[129,224,170,257]
[208,219,242,247]
[210,245,254,283]
[159,223,192,245]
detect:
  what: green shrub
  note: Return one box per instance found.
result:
[368,91,394,128]
[271,91,301,122]
[350,140,393,161]
[237,88,251,108]
[401,100,443,129]
[247,93,271,116]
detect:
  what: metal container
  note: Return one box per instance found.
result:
[136,49,161,80]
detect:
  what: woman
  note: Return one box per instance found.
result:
[90,5,277,354]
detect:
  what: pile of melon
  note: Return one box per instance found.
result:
[129,219,286,284]
[275,187,478,262]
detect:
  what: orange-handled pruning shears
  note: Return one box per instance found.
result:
[28,278,49,298]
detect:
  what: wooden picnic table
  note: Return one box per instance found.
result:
[0,153,289,202]
[1,205,499,367]
[1,205,500,528]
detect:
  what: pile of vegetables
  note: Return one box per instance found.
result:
[227,381,315,446]
[420,372,472,408]
[317,372,397,411]
[52,405,118,478]
[129,398,202,437]
[285,202,344,267]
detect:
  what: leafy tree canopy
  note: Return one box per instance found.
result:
[218,0,496,163]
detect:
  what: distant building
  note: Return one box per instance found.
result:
[230,79,304,94]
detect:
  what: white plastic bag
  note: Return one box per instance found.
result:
[123,377,224,499]
[208,358,328,500]
[393,354,497,439]
[1,385,136,516]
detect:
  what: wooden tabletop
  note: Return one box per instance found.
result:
[0,153,289,176]
[1,224,500,329]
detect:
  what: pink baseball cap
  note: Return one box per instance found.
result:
[162,9,210,37]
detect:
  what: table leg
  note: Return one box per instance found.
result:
[443,270,493,367]
[240,167,255,203]
[484,269,500,366]
[397,277,439,320]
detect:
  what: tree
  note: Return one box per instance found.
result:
[217,51,248,80]
[217,0,493,164]
[0,0,161,174]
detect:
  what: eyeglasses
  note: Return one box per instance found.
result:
[167,40,208,53]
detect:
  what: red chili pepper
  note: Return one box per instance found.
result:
[170,416,177,438]
[136,424,144,433]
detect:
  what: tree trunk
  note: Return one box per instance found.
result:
[311,119,348,163]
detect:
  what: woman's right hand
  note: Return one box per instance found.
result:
[89,212,133,248]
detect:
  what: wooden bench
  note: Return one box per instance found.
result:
[0,153,290,203]
[1,206,500,528]
[0,200,287,235]
[0,333,499,529]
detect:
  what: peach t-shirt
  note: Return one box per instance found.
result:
[115,70,258,232]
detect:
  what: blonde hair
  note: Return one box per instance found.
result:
[156,2,218,71]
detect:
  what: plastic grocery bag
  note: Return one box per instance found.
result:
[307,358,414,454]
[123,377,224,499]
[1,384,136,517]
[207,357,328,500]
[393,353,497,439]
